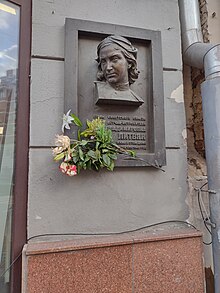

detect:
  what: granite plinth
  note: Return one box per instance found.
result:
[22,227,205,293]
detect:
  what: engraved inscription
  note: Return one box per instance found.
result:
[106,115,147,150]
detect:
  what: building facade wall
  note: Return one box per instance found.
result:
[28,0,188,238]
[184,0,220,272]
[207,0,220,44]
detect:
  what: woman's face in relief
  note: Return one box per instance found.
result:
[99,44,129,86]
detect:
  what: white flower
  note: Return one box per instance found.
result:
[52,146,64,156]
[62,110,74,133]
[55,134,70,149]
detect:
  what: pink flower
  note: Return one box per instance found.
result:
[67,165,77,176]
[59,162,77,176]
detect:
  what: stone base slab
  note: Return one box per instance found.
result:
[22,227,205,292]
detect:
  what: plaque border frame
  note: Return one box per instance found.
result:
[65,18,166,167]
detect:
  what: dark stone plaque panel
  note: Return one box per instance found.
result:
[65,19,166,167]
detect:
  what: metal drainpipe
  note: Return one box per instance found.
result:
[178,0,220,291]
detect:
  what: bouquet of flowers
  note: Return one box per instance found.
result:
[52,110,135,176]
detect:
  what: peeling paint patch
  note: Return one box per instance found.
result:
[35,215,42,220]
[182,129,187,140]
[170,84,184,103]
[217,230,220,242]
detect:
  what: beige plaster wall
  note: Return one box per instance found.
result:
[207,0,220,43]
[28,0,189,241]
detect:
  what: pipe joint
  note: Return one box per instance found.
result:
[184,42,213,69]
[204,45,220,79]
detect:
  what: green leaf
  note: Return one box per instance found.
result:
[86,120,91,128]
[80,140,88,146]
[84,155,90,163]
[127,150,136,157]
[108,153,117,160]
[73,156,79,164]
[101,148,109,153]
[78,129,81,140]
[78,161,84,168]
[86,160,92,169]
[95,149,101,159]
[71,150,78,157]
[78,147,84,161]
[77,165,81,174]
[71,114,82,127]
[91,162,99,171]
[53,152,65,161]
[87,150,97,159]
[103,154,111,166]
[80,129,90,137]
[82,163,87,170]
[108,160,115,171]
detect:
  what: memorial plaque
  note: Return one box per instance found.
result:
[65,19,166,167]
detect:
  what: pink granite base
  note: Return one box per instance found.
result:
[22,228,205,293]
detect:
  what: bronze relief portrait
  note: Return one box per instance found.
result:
[94,35,144,106]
